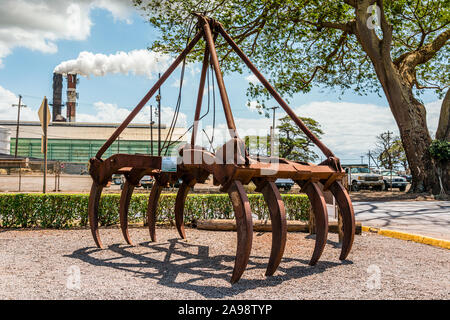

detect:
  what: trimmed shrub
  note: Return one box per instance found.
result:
[0,193,310,229]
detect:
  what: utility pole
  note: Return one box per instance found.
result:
[268,106,279,156]
[157,73,161,156]
[386,130,393,192]
[43,97,48,194]
[368,150,371,170]
[150,105,154,155]
[12,95,27,158]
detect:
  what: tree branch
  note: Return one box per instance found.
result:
[376,0,393,57]
[299,19,356,34]
[415,28,450,65]
[344,0,356,7]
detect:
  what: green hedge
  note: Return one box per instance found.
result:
[0,193,310,229]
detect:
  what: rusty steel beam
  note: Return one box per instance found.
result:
[95,31,203,159]
[216,23,335,159]
[199,16,238,138]
[191,46,210,146]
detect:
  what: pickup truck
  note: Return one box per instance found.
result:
[345,166,384,191]
[382,171,408,191]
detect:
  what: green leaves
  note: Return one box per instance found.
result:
[277,115,324,162]
[429,139,450,162]
[0,193,311,228]
[133,0,449,106]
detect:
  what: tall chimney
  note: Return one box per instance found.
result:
[66,73,77,122]
[51,73,66,122]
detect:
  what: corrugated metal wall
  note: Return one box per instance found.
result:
[10,138,182,163]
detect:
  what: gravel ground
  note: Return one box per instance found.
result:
[0,227,448,300]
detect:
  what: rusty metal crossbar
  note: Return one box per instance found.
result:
[87,15,355,284]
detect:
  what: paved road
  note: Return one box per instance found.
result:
[352,201,450,240]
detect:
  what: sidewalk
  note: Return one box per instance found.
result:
[351,201,450,240]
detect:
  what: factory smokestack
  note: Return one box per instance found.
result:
[51,73,65,122]
[66,74,78,122]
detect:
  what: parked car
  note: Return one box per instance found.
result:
[344,166,384,191]
[382,171,408,191]
[139,175,154,189]
[112,174,124,185]
[275,178,295,192]
[400,174,412,183]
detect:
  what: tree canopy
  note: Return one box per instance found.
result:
[134,0,449,193]
[134,0,449,110]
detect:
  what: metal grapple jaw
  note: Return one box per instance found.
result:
[87,15,355,283]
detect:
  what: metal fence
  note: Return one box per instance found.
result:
[0,159,92,193]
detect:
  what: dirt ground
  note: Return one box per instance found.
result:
[0,227,448,300]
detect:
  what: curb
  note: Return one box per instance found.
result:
[362,226,450,250]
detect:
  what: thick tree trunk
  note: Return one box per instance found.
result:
[375,64,443,194]
[353,1,446,194]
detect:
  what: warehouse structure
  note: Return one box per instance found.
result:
[0,120,187,164]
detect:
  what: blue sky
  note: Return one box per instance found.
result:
[0,1,443,163]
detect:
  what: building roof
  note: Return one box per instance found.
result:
[0,121,187,142]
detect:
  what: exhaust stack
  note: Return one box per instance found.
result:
[66,73,78,122]
[51,73,66,122]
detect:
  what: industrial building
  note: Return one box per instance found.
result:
[0,121,187,163]
[1,72,187,166]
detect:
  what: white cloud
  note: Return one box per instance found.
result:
[0,0,135,66]
[0,86,39,121]
[245,74,259,85]
[198,99,443,161]
[54,49,172,79]
[76,102,187,127]
[425,99,444,139]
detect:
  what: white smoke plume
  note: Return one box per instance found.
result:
[53,49,173,78]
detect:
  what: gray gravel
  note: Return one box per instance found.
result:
[0,227,448,300]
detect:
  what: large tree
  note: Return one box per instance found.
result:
[244,115,323,161]
[134,0,449,194]
[277,115,324,162]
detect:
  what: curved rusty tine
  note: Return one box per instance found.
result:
[227,180,253,284]
[119,170,146,245]
[174,180,193,239]
[258,180,287,276]
[299,180,329,266]
[147,181,163,242]
[88,182,105,249]
[328,180,355,260]
[255,180,287,276]
[119,180,136,245]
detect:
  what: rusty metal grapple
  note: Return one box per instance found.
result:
[87,15,355,284]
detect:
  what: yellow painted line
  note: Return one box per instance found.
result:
[362,226,450,250]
